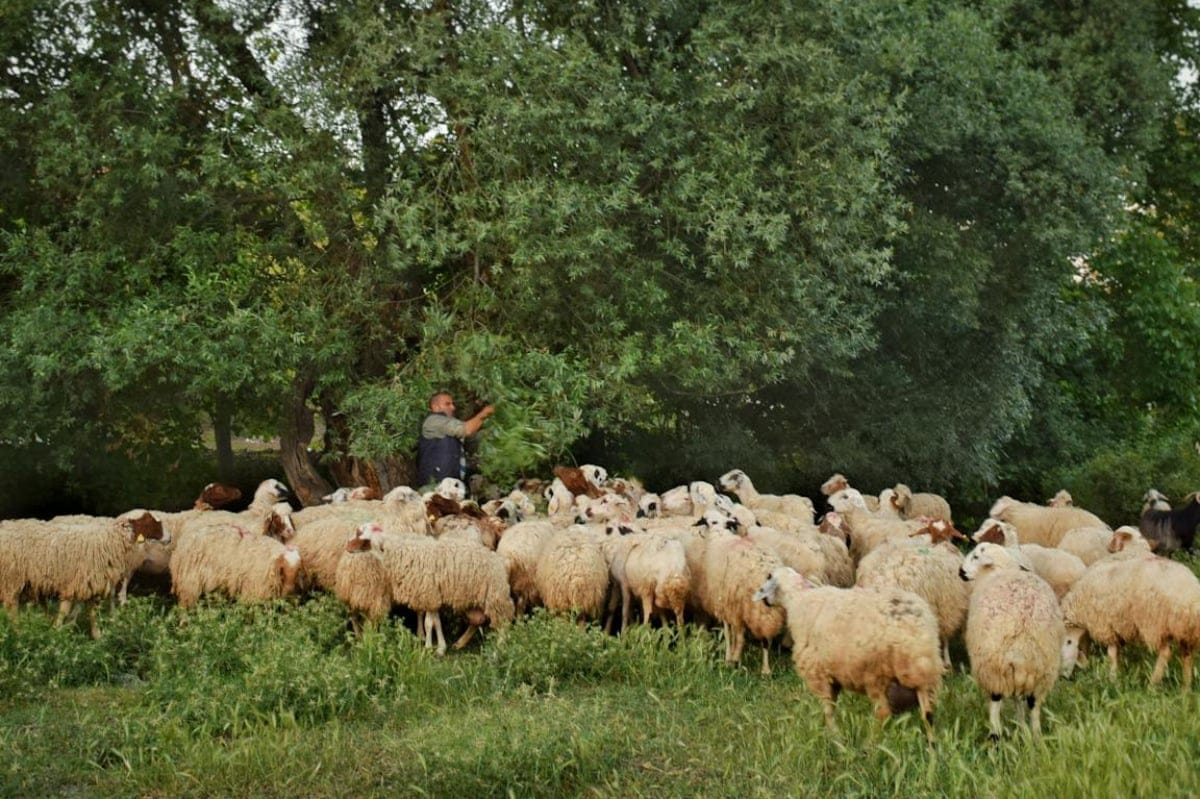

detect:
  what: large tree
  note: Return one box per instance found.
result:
[0,0,1191,510]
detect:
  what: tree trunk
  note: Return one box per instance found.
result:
[211,399,235,482]
[279,375,333,506]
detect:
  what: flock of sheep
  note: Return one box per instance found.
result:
[2,465,1198,743]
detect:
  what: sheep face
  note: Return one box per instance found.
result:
[636,493,662,519]
[436,478,467,502]
[827,488,867,513]
[255,479,291,504]
[752,573,781,606]
[581,465,608,489]
[694,509,738,536]
[958,543,1017,581]
[1061,626,1086,678]
[125,512,167,544]
[718,469,748,493]
[265,503,297,543]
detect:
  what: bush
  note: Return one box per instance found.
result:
[1049,423,1200,525]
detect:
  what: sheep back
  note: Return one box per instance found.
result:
[965,569,1063,701]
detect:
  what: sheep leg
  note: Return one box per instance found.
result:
[917,688,936,744]
[721,622,733,662]
[430,612,447,655]
[1026,696,1042,738]
[727,624,746,666]
[1181,645,1194,691]
[988,695,1004,740]
[87,602,100,640]
[816,680,841,732]
[760,641,771,676]
[1151,643,1173,686]
[452,625,478,650]
[641,595,655,630]
[942,639,951,669]
[54,599,73,628]
[1107,643,1121,679]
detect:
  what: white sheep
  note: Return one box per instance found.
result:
[820,473,880,512]
[169,524,302,609]
[533,528,611,623]
[988,495,1108,548]
[959,543,1065,739]
[494,519,557,613]
[745,523,853,590]
[752,566,942,740]
[335,523,514,652]
[1053,526,1115,566]
[171,479,292,542]
[718,469,815,523]
[0,512,168,637]
[854,523,971,667]
[825,489,927,563]
[694,510,786,674]
[606,531,691,630]
[971,520,1086,601]
[891,483,953,524]
[1061,544,1200,689]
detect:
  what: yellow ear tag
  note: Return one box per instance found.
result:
[137,534,145,543]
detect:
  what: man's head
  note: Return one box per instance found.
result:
[429,391,455,415]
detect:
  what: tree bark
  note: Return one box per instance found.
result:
[211,399,235,482]
[278,375,333,506]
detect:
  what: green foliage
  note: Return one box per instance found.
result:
[0,0,1195,507]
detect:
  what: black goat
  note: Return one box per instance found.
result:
[1139,492,1200,554]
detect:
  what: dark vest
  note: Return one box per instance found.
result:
[417,415,464,486]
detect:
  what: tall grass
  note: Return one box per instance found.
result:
[2,595,1199,798]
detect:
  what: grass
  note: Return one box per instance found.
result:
[2,595,1199,799]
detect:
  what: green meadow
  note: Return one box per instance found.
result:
[3,589,1198,799]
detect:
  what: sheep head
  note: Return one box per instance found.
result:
[959,542,1023,581]
[820,473,849,496]
[581,464,609,490]
[194,482,242,510]
[636,493,662,519]
[254,479,291,505]
[717,469,748,493]
[264,503,297,543]
[553,465,603,499]
[916,519,967,545]
[125,511,166,544]
[827,488,867,513]
[435,478,467,502]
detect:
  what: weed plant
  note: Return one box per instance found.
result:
[3,593,1200,798]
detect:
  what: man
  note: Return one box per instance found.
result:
[416,391,495,488]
